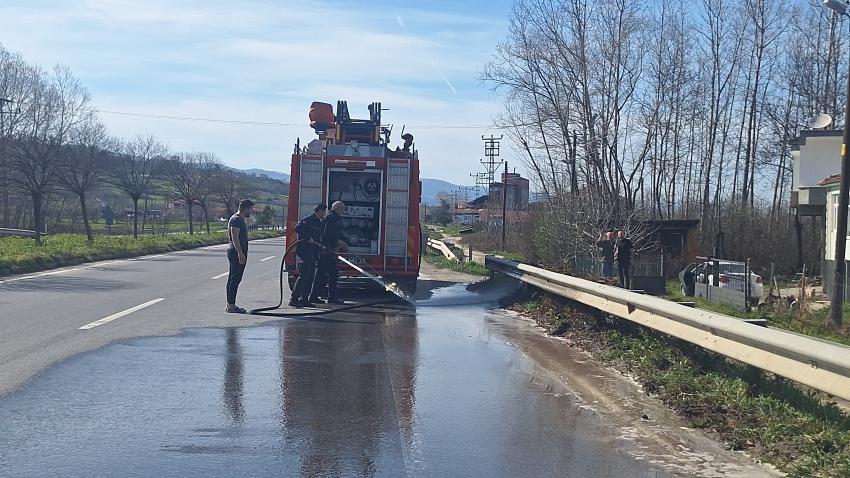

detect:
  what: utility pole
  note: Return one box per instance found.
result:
[825,0,849,325]
[502,162,508,251]
[481,134,504,188]
[469,171,488,197]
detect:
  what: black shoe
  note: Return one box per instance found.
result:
[326,298,344,305]
[308,297,325,304]
[288,300,304,308]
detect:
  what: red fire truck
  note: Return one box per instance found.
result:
[285,100,422,292]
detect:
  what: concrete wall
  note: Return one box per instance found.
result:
[792,133,842,190]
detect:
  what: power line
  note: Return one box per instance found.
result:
[93,107,500,130]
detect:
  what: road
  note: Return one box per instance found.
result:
[0,238,776,477]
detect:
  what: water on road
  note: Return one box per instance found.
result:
[0,279,772,477]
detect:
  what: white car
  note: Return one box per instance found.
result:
[680,260,764,304]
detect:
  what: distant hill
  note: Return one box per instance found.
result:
[420,178,475,205]
[231,167,472,206]
[238,168,290,182]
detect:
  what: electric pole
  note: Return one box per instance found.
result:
[502,162,508,250]
[481,134,504,189]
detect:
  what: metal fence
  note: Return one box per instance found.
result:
[690,257,754,310]
[572,256,602,278]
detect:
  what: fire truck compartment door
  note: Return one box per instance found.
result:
[385,163,410,257]
[327,169,382,255]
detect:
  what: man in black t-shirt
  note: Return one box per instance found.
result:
[226,199,254,313]
[290,203,326,307]
[310,201,349,304]
[614,230,633,290]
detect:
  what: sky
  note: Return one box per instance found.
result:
[0,0,514,185]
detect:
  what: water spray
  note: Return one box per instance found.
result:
[249,239,414,317]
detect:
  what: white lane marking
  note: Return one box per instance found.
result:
[0,236,286,285]
[78,298,166,330]
[211,271,229,279]
[259,255,276,262]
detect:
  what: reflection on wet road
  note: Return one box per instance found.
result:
[0,282,668,477]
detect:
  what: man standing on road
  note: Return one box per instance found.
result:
[289,203,326,307]
[226,199,254,313]
[614,230,633,290]
[310,201,349,304]
[596,231,615,280]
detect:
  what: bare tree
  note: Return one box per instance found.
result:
[9,65,90,243]
[111,135,166,238]
[195,153,222,234]
[211,168,247,218]
[165,151,218,235]
[0,46,33,228]
[58,113,113,241]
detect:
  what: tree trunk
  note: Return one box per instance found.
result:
[32,192,43,245]
[201,201,211,234]
[188,202,194,235]
[79,192,93,242]
[142,195,148,236]
[133,198,139,239]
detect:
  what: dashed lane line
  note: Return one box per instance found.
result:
[78,298,166,330]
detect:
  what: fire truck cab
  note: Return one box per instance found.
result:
[285,101,422,293]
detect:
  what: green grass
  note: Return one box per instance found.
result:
[0,230,283,276]
[67,220,228,236]
[665,280,850,347]
[423,253,488,276]
[509,291,850,477]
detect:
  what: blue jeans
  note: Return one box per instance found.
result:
[618,261,631,289]
[602,260,614,278]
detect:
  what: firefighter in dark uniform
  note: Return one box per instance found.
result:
[310,201,349,304]
[289,203,326,307]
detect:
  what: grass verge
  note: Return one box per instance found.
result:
[665,281,850,347]
[506,288,850,477]
[423,253,487,276]
[0,230,283,277]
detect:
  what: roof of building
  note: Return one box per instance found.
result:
[819,174,841,186]
[791,128,844,151]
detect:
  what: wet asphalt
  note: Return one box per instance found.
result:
[0,283,676,477]
[0,240,776,477]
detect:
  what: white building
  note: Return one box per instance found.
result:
[792,129,843,297]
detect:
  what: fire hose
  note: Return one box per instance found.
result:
[248,239,403,317]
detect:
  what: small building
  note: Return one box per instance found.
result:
[820,175,848,298]
[639,219,701,273]
[488,172,529,210]
[791,129,841,218]
[452,209,481,225]
[790,129,841,297]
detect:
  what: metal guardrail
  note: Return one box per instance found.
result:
[427,238,458,261]
[0,227,37,237]
[486,256,850,402]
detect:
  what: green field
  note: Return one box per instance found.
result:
[0,230,283,276]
